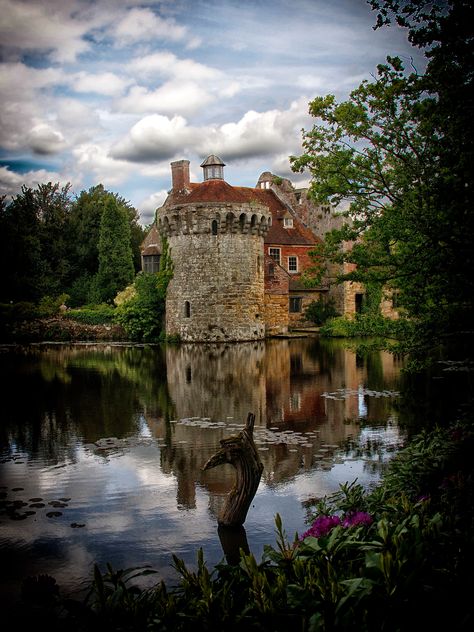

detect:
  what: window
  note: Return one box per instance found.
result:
[211,219,218,235]
[288,256,298,273]
[142,254,161,273]
[184,301,191,318]
[283,217,293,228]
[355,293,364,314]
[289,297,302,312]
[269,247,281,264]
[260,181,270,189]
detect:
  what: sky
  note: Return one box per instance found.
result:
[0,0,426,225]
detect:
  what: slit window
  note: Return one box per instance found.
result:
[184,301,191,318]
[211,219,218,235]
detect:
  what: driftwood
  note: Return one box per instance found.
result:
[203,412,264,527]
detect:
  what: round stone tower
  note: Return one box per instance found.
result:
[157,156,271,342]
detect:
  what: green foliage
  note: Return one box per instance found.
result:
[304,297,339,326]
[37,293,69,317]
[320,314,410,339]
[0,183,72,302]
[91,197,135,304]
[67,304,116,325]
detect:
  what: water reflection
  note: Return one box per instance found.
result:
[0,339,404,605]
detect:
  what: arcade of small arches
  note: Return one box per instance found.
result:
[158,205,271,238]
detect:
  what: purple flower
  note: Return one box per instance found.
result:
[300,514,341,540]
[342,511,373,528]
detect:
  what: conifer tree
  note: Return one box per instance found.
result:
[92,196,135,304]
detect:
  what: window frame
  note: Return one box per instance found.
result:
[268,247,281,264]
[289,296,303,313]
[288,255,298,273]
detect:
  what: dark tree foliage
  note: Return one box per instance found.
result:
[291,0,474,364]
[0,183,72,302]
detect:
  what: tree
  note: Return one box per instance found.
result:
[0,183,72,302]
[92,197,135,304]
[291,0,474,364]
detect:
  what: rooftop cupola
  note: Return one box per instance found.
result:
[200,154,225,181]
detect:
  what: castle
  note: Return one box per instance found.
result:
[140,155,398,342]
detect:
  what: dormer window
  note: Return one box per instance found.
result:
[260,181,270,189]
[201,154,225,181]
[283,217,294,228]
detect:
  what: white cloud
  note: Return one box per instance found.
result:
[138,190,168,224]
[117,81,212,116]
[70,71,133,97]
[113,7,187,45]
[73,142,134,185]
[27,124,67,155]
[111,114,202,162]
[199,98,311,160]
[127,52,220,82]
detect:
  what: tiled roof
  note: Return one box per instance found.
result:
[166,179,319,246]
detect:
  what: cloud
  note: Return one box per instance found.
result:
[112,7,187,45]
[110,114,201,162]
[73,142,134,186]
[127,51,221,82]
[117,81,213,116]
[27,124,67,155]
[70,71,133,97]
[199,98,311,161]
[0,0,90,63]
[138,190,169,225]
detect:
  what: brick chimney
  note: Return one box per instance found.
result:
[171,160,190,192]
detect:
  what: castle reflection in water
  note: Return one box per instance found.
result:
[143,338,403,515]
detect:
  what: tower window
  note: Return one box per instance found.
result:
[184,301,191,318]
[288,256,298,273]
[269,247,281,264]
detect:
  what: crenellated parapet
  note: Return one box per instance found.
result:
[158,202,271,238]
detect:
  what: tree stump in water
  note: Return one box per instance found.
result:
[203,412,263,527]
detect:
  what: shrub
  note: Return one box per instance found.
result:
[67,304,116,325]
[304,297,339,325]
[37,293,69,317]
[114,272,170,342]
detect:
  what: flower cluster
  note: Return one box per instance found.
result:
[300,511,373,541]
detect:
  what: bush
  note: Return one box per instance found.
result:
[67,304,116,325]
[0,301,40,322]
[37,293,69,317]
[304,297,339,325]
[114,272,169,342]
[320,314,411,339]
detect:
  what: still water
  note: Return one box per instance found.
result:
[0,337,406,603]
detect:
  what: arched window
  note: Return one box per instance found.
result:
[211,219,218,235]
[184,301,191,318]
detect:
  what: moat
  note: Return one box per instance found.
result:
[0,337,462,603]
